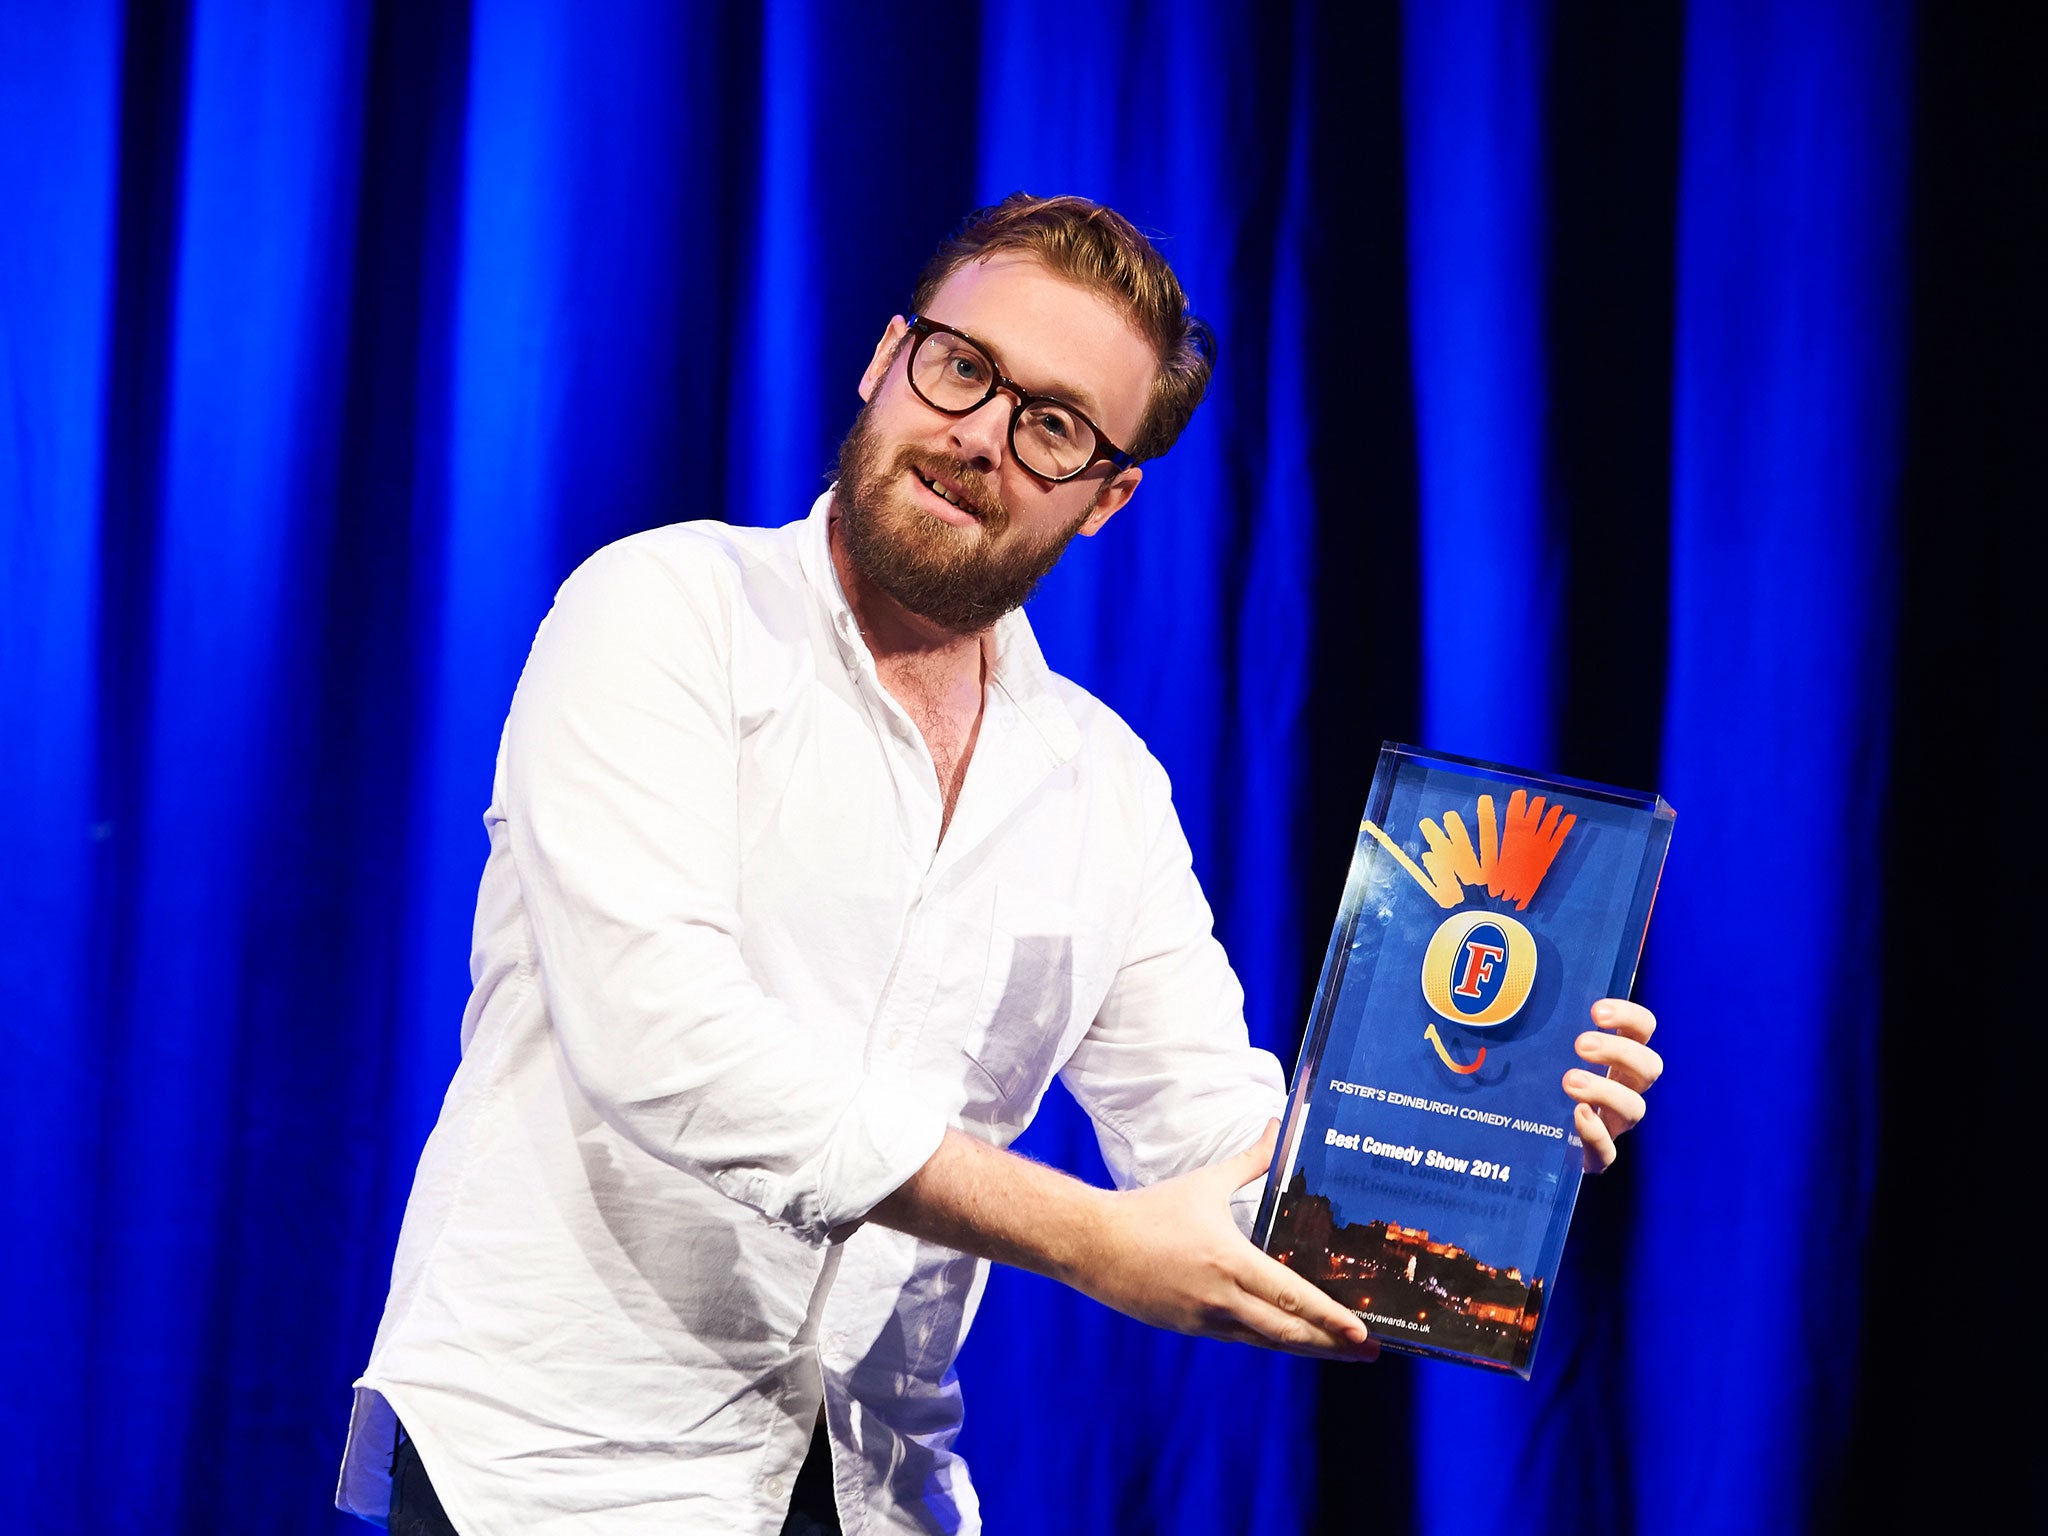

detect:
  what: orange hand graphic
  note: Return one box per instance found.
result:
[1362,787,1577,912]
[1489,790,1576,910]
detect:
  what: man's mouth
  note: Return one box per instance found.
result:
[911,464,998,529]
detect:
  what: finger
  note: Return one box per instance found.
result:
[1202,1317,1376,1361]
[1574,1031,1664,1092]
[1591,998,1655,1044]
[1216,1292,1377,1358]
[1249,1326,1382,1363]
[1576,1099,1619,1172]
[1224,1119,1283,1192]
[1237,1250,1371,1345]
[1563,1068,1647,1133]
[1228,1259,1382,1360]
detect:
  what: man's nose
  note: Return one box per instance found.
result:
[947,393,1010,471]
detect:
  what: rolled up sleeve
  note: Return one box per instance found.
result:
[501,541,948,1241]
[1058,754,1287,1234]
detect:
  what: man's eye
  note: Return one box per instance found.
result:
[1029,407,1074,441]
[946,351,989,385]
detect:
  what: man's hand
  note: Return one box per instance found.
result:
[1072,1121,1377,1360]
[870,1121,1375,1361]
[1568,999,1661,1172]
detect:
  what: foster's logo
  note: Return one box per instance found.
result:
[1359,788,1575,1069]
[1421,911,1537,1028]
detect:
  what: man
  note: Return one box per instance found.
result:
[338,195,1661,1535]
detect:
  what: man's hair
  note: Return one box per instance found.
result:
[908,193,1217,464]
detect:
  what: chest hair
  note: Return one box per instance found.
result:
[877,655,985,838]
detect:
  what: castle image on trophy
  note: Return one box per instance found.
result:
[1266,1168,1544,1371]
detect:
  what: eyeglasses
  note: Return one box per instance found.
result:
[901,315,1136,483]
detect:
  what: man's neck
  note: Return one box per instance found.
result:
[828,513,989,840]
[827,513,986,686]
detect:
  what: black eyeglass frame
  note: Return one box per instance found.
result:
[901,315,1137,483]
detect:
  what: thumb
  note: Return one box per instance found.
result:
[1223,1118,1282,1191]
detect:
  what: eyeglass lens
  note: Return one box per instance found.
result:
[909,329,1096,480]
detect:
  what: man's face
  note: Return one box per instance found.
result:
[833,255,1155,635]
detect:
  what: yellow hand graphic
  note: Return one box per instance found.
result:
[1362,789,1577,912]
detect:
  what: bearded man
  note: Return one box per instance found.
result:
[338,194,1662,1536]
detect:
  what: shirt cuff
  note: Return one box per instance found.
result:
[755,1065,953,1242]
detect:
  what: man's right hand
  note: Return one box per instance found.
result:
[870,1119,1376,1361]
[1071,1120,1376,1359]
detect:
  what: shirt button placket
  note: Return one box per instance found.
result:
[880,898,940,1063]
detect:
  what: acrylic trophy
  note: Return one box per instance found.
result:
[1254,744,1674,1376]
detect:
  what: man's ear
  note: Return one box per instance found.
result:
[1078,465,1143,537]
[858,316,911,402]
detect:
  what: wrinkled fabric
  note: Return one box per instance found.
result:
[338,494,1284,1534]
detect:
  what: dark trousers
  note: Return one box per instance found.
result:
[388,1421,842,1535]
[387,1429,457,1536]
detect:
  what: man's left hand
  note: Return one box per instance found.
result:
[1566,1000,1661,1172]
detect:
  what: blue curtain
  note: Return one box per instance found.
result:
[0,1,1963,1531]
[1634,5,1908,1528]
[1402,7,1571,1530]
[1395,3,1912,1533]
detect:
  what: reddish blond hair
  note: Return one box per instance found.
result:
[909,193,1217,463]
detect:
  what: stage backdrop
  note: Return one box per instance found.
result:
[6,1,2029,1532]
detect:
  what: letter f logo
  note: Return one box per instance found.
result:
[1422,911,1536,1027]
[1452,940,1507,999]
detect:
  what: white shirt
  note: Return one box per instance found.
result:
[336,494,1285,1535]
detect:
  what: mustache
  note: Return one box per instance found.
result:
[894,447,1006,528]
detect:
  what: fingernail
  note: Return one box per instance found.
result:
[1593,1001,1617,1025]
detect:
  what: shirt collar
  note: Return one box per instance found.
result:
[798,489,1081,765]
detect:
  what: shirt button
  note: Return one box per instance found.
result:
[887,1030,905,1050]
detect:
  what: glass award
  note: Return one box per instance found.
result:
[1255,744,1674,1376]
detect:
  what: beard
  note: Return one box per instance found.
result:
[831,403,1094,636]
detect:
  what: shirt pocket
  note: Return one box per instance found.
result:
[961,885,1090,1117]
